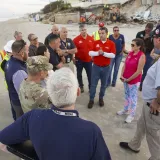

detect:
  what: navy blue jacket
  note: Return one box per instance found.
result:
[4,56,27,106]
[0,105,111,160]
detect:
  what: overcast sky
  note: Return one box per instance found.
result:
[0,0,55,18]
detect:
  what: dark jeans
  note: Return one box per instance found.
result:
[90,64,110,100]
[107,53,123,86]
[140,53,153,89]
[8,94,16,121]
[11,101,24,120]
[76,59,92,89]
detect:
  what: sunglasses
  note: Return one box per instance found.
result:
[18,40,27,53]
[114,30,119,32]
[131,44,135,47]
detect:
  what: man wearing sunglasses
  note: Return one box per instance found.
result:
[120,27,160,160]
[28,34,43,57]
[107,26,125,87]
[136,23,154,91]
[4,40,28,120]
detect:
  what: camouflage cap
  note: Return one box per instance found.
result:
[27,56,53,72]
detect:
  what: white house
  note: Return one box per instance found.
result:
[62,0,129,7]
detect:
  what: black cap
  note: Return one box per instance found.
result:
[153,27,160,38]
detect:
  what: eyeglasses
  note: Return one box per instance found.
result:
[114,30,119,32]
[31,38,38,41]
[18,40,27,53]
[131,44,135,47]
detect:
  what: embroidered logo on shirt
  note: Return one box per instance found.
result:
[156,29,159,35]
[89,40,92,42]
[67,43,71,47]
[119,38,122,41]
[79,41,83,44]
[105,47,109,49]
[96,44,100,48]
[140,34,144,37]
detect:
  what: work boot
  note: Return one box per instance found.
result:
[80,87,84,93]
[99,98,104,107]
[112,84,116,87]
[119,142,140,153]
[88,100,94,109]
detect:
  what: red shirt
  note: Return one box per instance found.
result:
[73,34,94,62]
[123,51,144,84]
[93,40,116,66]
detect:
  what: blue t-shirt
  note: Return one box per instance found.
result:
[0,105,111,160]
[109,34,125,54]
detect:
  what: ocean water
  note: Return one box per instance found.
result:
[0,16,21,22]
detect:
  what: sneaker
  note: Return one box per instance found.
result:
[80,87,84,93]
[99,98,104,107]
[125,115,134,123]
[139,86,142,92]
[119,142,140,153]
[117,110,128,115]
[88,100,94,109]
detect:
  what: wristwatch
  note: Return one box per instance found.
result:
[156,99,160,105]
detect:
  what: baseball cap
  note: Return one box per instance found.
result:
[153,27,160,38]
[27,56,53,72]
[4,40,15,53]
[99,22,105,27]
[28,34,38,41]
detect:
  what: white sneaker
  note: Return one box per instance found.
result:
[117,110,128,115]
[125,115,134,123]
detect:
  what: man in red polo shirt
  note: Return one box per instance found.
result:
[88,27,116,109]
[73,24,94,93]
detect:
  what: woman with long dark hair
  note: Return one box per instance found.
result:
[117,38,146,123]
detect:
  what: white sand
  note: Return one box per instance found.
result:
[0,19,150,160]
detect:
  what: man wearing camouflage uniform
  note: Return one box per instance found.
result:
[19,56,53,113]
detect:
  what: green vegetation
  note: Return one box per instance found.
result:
[42,0,72,14]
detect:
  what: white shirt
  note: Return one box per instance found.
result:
[142,59,160,102]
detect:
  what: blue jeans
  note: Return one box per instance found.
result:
[107,53,123,86]
[90,64,110,100]
[76,59,92,89]
[140,53,153,89]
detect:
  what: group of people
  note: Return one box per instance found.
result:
[0,21,160,160]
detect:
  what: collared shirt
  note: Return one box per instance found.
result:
[109,34,125,54]
[0,105,111,160]
[60,38,76,63]
[93,40,116,66]
[48,46,61,71]
[73,34,94,62]
[142,58,160,102]
[136,30,154,53]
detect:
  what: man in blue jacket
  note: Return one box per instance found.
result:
[0,67,111,160]
[4,40,28,119]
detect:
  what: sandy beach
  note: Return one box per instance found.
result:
[0,19,149,160]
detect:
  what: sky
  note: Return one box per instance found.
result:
[0,0,56,18]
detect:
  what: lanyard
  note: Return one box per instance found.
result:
[61,39,68,49]
[52,109,77,117]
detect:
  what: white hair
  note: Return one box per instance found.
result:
[47,67,78,108]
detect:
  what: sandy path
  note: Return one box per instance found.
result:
[0,19,149,160]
